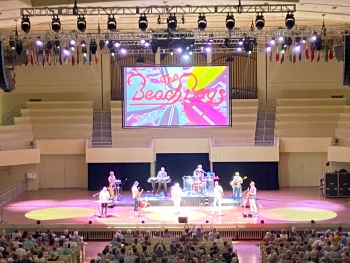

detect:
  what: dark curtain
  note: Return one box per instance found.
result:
[156,153,210,185]
[213,162,279,191]
[88,163,150,191]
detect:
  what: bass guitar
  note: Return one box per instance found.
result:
[230,176,247,187]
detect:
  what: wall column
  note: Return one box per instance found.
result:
[150,161,156,177]
[155,49,161,65]
[257,52,267,109]
[101,52,111,111]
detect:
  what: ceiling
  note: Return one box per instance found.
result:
[0,0,349,32]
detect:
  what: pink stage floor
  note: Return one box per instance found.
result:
[2,187,350,227]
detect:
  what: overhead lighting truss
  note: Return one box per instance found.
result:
[20,4,296,16]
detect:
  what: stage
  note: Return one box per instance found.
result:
[2,187,350,229]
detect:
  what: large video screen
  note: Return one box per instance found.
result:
[123,66,230,127]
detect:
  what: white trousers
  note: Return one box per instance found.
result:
[174,200,181,213]
[213,197,221,212]
[249,197,257,213]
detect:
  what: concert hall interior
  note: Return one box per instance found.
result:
[1,0,350,262]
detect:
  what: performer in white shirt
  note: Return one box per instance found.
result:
[108,171,117,198]
[132,181,141,213]
[99,187,110,217]
[231,172,243,204]
[212,181,224,215]
[194,164,205,181]
[171,183,183,215]
[248,181,258,215]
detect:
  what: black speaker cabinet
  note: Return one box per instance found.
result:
[178,216,188,223]
[324,172,350,198]
[343,36,350,86]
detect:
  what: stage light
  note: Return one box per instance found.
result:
[285,12,295,30]
[238,39,243,46]
[237,47,242,52]
[266,46,271,52]
[167,13,177,31]
[36,38,43,46]
[255,13,265,30]
[99,40,105,50]
[81,40,86,48]
[90,39,97,55]
[270,37,275,45]
[111,51,115,56]
[140,39,146,45]
[311,34,317,42]
[243,37,253,52]
[70,39,76,46]
[54,40,60,49]
[64,47,70,55]
[302,37,307,44]
[107,15,117,32]
[151,41,159,54]
[21,15,30,33]
[198,13,207,31]
[144,42,150,47]
[51,15,61,33]
[16,41,23,55]
[293,45,300,52]
[9,38,15,50]
[177,47,182,53]
[205,46,211,53]
[183,54,190,60]
[120,47,127,54]
[278,36,284,42]
[77,15,86,32]
[226,13,235,31]
[139,14,148,32]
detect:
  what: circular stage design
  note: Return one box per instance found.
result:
[259,207,337,222]
[25,207,93,220]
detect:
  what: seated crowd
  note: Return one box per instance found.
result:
[0,229,83,263]
[93,227,239,263]
[262,227,350,263]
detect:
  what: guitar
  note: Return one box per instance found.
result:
[230,176,247,187]
[137,189,144,201]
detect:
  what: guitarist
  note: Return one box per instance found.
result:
[231,172,244,205]
[132,181,143,213]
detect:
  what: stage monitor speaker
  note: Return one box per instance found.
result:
[334,45,344,62]
[324,173,338,197]
[178,216,188,223]
[343,36,350,86]
[0,41,15,92]
[338,173,350,197]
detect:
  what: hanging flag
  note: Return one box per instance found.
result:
[30,50,34,66]
[299,52,302,62]
[276,44,280,62]
[269,50,272,62]
[89,48,92,65]
[59,49,62,66]
[288,47,292,63]
[11,66,16,86]
[317,51,320,62]
[281,51,285,64]
[310,44,315,62]
[329,44,334,60]
[305,42,309,61]
[42,50,46,68]
[324,43,329,62]
[76,46,80,65]
[95,54,99,65]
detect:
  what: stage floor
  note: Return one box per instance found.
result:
[3,187,350,227]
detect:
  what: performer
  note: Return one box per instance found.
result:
[99,187,110,217]
[132,181,142,213]
[247,181,258,216]
[108,171,117,198]
[171,183,183,215]
[194,164,205,181]
[157,167,169,197]
[231,172,243,204]
[212,181,224,215]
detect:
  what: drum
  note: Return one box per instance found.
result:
[140,200,148,208]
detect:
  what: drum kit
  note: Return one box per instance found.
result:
[182,172,216,196]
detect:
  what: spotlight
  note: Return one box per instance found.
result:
[114,41,120,48]
[54,40,60,49]
[293,45,300,52]
[36,38,43,46]
[99,40,105,50]
[167,13,177,31]
[9,38,15,50]
[144,42,150,47]
[177,47,182,53]
[266,46,271,52]
[205,45,211,53]
[182,53,190,60]
[269,37,275,46]
[16,41,23,55]
[278,36,284,42]
[51,15,61,33]
[77,15,86,32]
[81,40,86,48]
[255,13,265,30]
[226,13,235,31]
[138,14,148,32]
[107,15,117,32]
[64,47,70,55]
[285,12,295,30]
[225,56,234,62]
[120,47,127,54]
[237,47,242,52]
[21,15,30,33]
[90,39,97,55]
[311,34,317,42]
[140,39,146,45]
[302,37,307,44]
[70,39,76,46]
[238,39,243,46]
[198,14,207,31]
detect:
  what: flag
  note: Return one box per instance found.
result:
[324,43,329,62]
[317,51,320,62]
[89,49,92,65]
[288,48,292,63]
[11,66,16,86]
[329,44,334,60]
[269,48,272,62]
[310,44,315,62]
[95,54,99,65]
[305,43,309,61]
[83,53,87,65]
[293,53,296,64]
[76,46,80,65]
[299,52,302,62]
[276,44,280,62]
[30,50,34,65]
[281,52,285,64]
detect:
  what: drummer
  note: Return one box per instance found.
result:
[194,164,205,181]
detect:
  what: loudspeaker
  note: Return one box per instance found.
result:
[325,173,338,197]
[343,36,350,86]
[0,41,15,92]
[339,173,350,197]
[178,216,188,223]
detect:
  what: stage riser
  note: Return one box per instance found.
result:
[146,197,232,207]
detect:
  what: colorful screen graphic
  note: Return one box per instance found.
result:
[123,66,230,127]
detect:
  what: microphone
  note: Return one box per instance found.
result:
[93,193,99,197]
